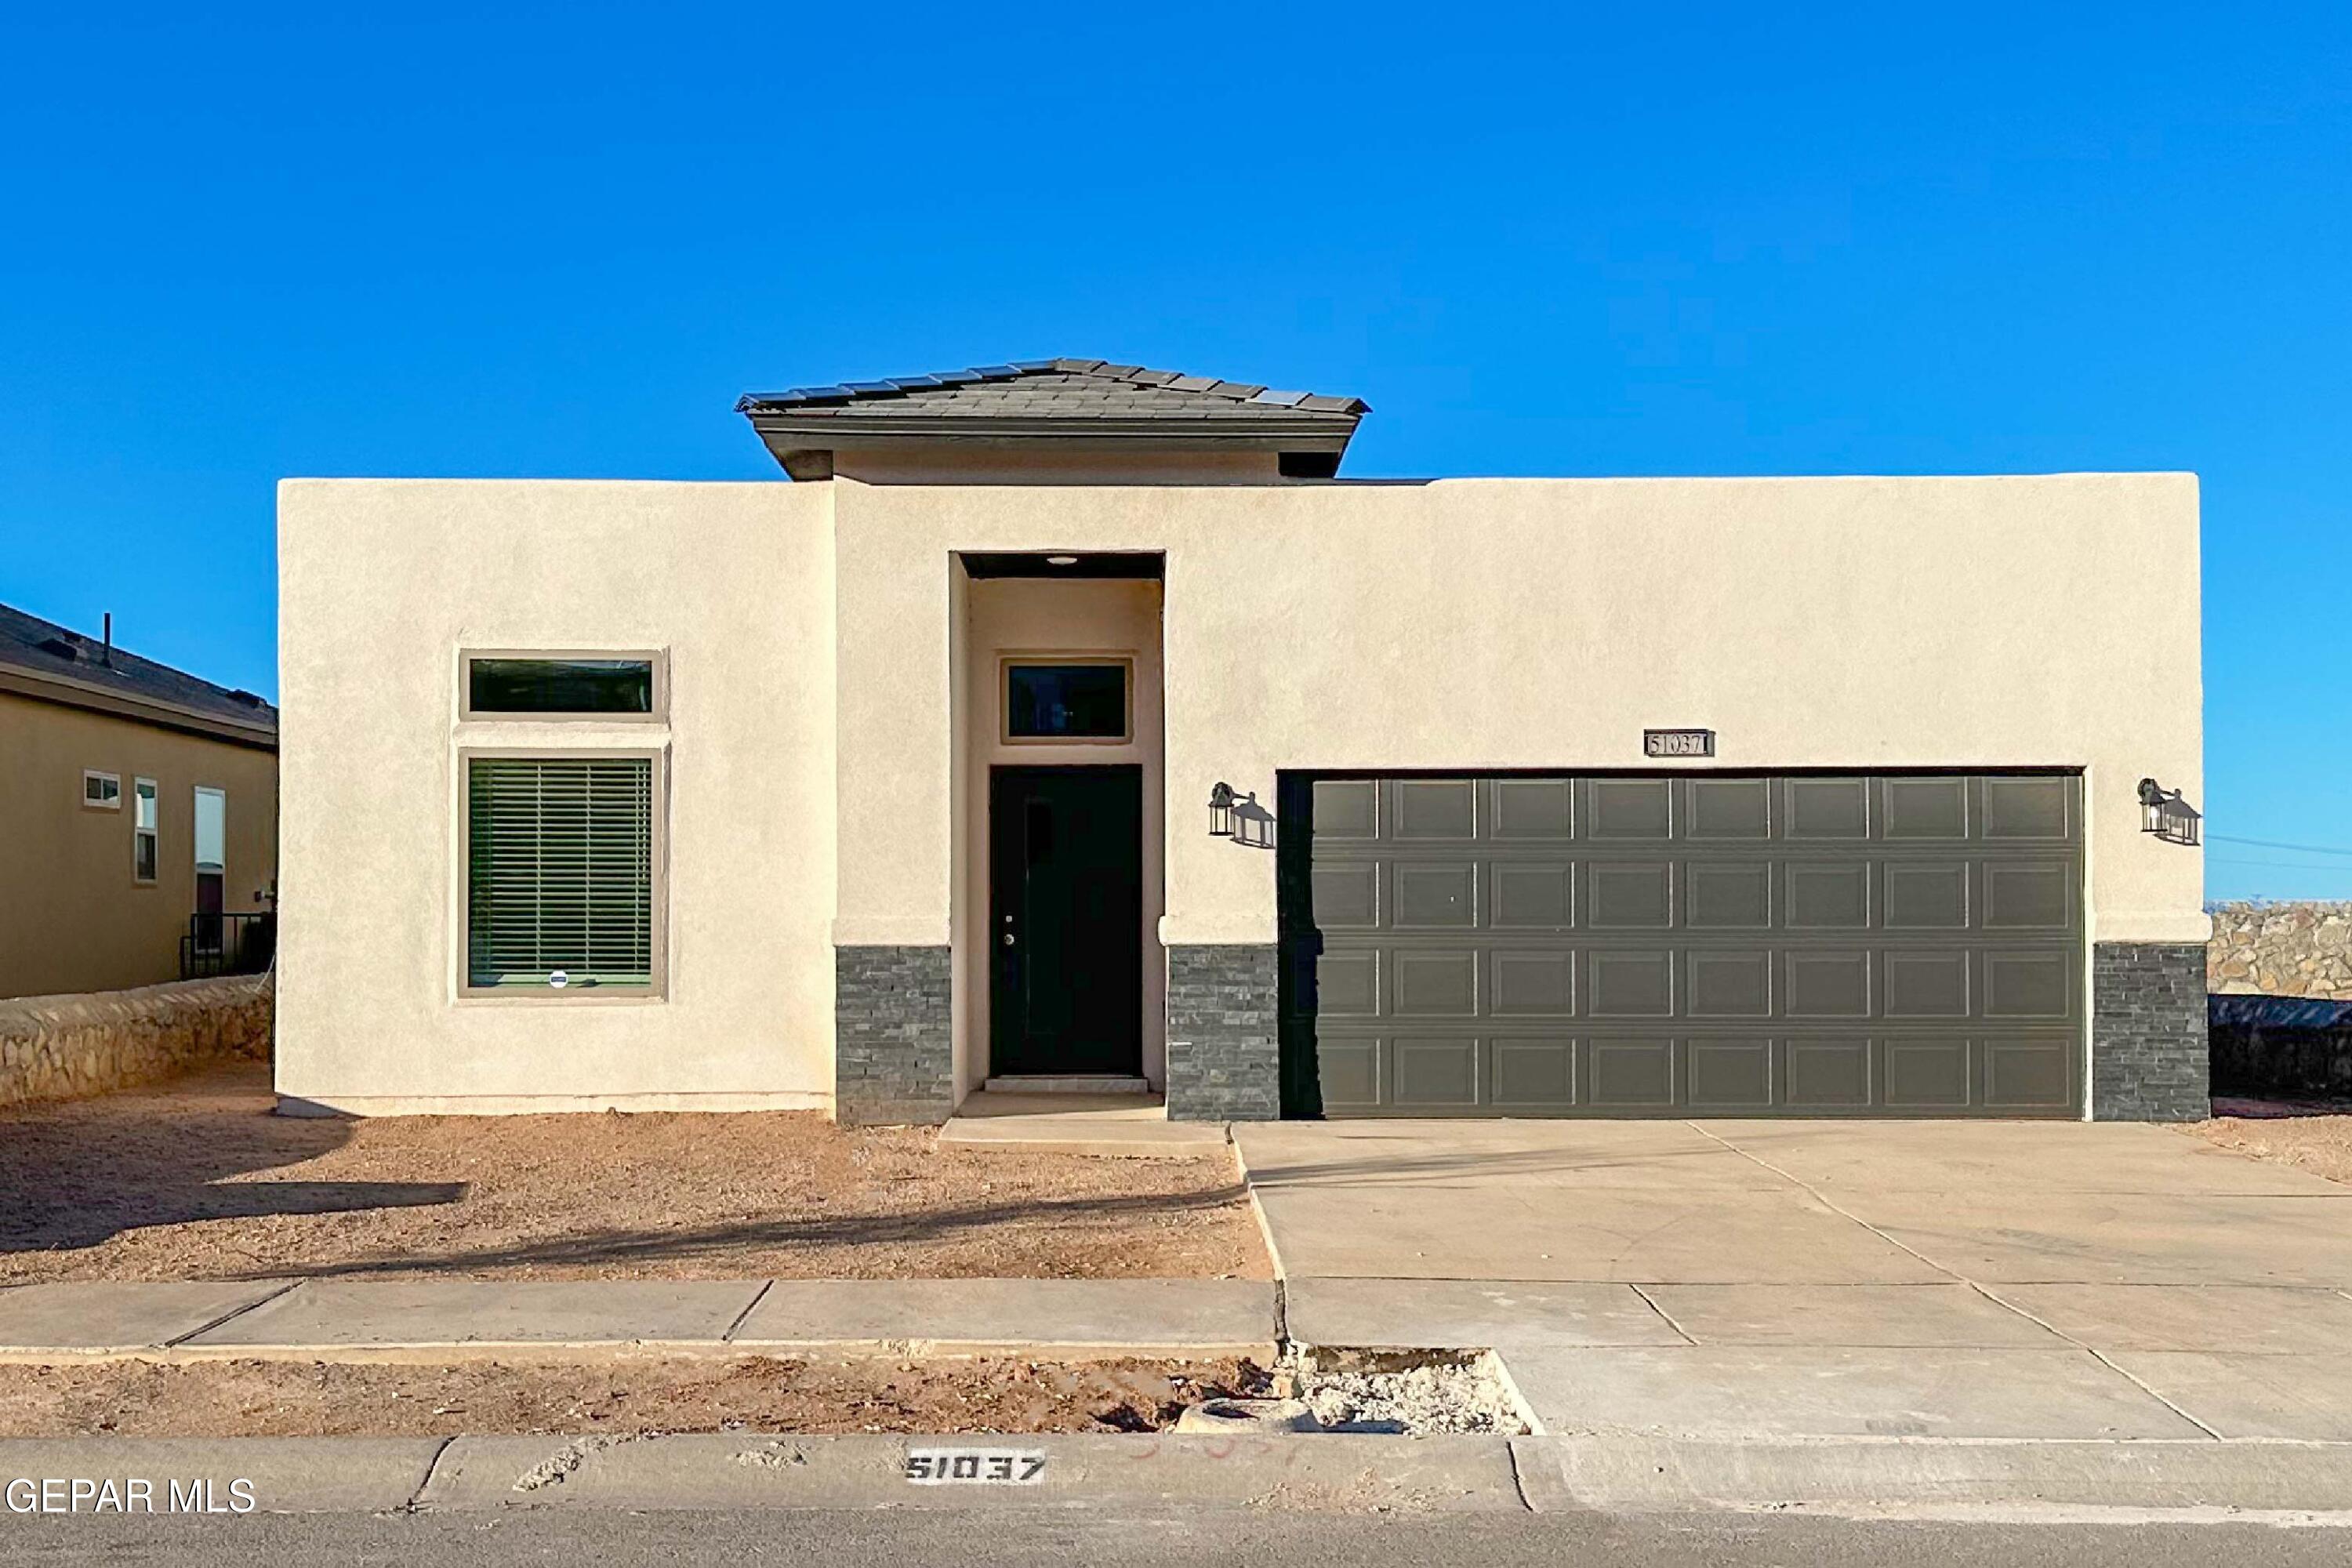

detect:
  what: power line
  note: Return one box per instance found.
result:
[2210,833,2352,859]
[2205,856,2352,873]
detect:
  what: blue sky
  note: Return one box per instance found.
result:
[2,4,2346,898]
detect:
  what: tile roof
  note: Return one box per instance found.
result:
[0,601,277,742]
[735,357,1368,423]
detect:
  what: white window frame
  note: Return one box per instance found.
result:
[456,746,670,1004]
[999,653,1134,746]
[82,769,122,809]
[132,776,158,884]
[458,648,669,724]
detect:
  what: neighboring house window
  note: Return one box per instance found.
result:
[193,786,227,952]
[83,770,121,808]
[133,778,158,883]
[1004,661,1130,742]
[464,655,659,717]
[466,756,656,993]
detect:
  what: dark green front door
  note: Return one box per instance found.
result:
[989,766,1143,1076]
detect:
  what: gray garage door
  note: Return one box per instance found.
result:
[1279,774,2083,1118]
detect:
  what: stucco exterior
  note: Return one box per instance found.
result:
[0,690,277,1000]
[276,469,2203,1116]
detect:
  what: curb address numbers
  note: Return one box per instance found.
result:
[904,1447,1048,1486]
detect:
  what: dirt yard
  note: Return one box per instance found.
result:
[2185,1105,2352,1185]
[0,1355,1272,1438]
[0,1065,1268,1283]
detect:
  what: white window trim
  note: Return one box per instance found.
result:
[999,653,1135,747]
[82,769,122,809]
[454,745,670,1004]
[458,648,669,724]
[132,776,158,884]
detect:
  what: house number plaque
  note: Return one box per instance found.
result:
[1643,728,1716,758]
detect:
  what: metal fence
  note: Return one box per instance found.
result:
[180,912,276,981]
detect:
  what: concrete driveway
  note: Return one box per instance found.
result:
[1233,1119,2352,1442]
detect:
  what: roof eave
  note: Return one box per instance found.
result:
[0,663,278,750]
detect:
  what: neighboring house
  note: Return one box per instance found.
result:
[0,604,278,1000]
[276,358,2206,1124]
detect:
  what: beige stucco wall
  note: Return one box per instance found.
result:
[275,480,837,1112]
[834,474,2205,956]
[952,576,1166,1092]
[281,468,2201,1113]
[0,692,277,999]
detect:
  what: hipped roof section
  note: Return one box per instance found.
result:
[736,358,1367,476]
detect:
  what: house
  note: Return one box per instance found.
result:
[274,358,2207,1123]
[0,604,278,999]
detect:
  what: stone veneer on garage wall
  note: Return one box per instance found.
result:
[2092,942,2209,1122]
[1164,945,1279,1122]
[2208,902,2352,1000]
[833,946,953,1126]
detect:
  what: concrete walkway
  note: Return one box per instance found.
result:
[1235,1117,2352,1443]
[0,1277,1276,1362]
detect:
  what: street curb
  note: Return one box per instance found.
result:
[0,1434,1521,1514]
[1510,1435,2352,1520]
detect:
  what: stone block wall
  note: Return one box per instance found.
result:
[833,945,954,1125]
[2209,902,2352,1000]
[0,974,272,1109]
[2091,942,2209,1121]
[1166,944,1279,1122]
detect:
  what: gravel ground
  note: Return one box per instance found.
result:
[2183,1106,2352,1185]
[0,1355,1274,1438]
[0,1065,1268,1283]
[1288,1355,1530,1436]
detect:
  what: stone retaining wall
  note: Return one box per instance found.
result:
[2209,902,2352,999]
[0,974,272,1109]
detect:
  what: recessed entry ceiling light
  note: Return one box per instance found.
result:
[1045,554,1080,566]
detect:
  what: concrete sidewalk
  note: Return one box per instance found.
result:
[0,1277,1277,1363]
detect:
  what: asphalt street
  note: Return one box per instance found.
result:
[4,1508,2347,1566]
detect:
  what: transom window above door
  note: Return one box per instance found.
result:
[1004,661,1130,742]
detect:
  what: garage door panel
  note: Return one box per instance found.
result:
[1884,1038,1972,1108]
[1687,950,1773,1018]
[1589,951,1675,1017]
[1982,776,2071,840]
[1883,862,1970,929]
[1393,779,1478,840]
[1686,777,1772,839]
[1392,862,1476,927]
[1587,779,1672,838]
[1314,949,1381,1016]
[1588,862,1673,928]
[1491,950,1575,1015]
[1786,777,1870,839]
[1686,862,1773,928]
[1786,1037,1873,1107]
[1883,777,1969,839]
[1983,1036,2075,1109]
[1492,1039,1577,1108]
[1490,862,1573,928]
[1786,951,1871,1018]
[1391,1036,1480,1106]
[1984,862,2073,930]
[1787,862,1870,928]
[1490,779,1574,840]
[1884,951,1970,1018]
[1288,773,2081,1118]
[1588,1038,1676,1107]
[1688,1039,1773,1108]
[1391,950,1478,1017]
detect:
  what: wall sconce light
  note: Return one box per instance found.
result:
[1208,781,1274,848]
[2136,778,2202,846]
[1208,781,1236,838]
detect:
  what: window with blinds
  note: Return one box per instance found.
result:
[466,757,655,990]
